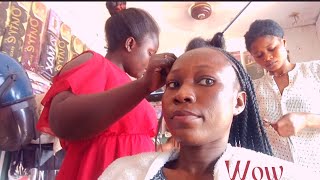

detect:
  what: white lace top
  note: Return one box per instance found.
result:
[253,60,320,173]
[99,144,319,180]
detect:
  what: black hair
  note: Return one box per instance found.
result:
[185,32,226,52]
[185,45,273,156]
[185,37,206,52]
[106,1,126,16]
[210,32,226,50]
[185,37,210,52]
[105,8,159,52]
[244,19,284,51]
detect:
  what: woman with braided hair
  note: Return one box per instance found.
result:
[99,46,319,179]
[244,19,320,173]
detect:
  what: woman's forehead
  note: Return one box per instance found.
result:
[173,48,229,68]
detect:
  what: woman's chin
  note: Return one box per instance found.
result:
[175,136,205,147]
[135,72,145,79]
[127,73,140,79]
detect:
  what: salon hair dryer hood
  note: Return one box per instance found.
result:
[0,52,38,151]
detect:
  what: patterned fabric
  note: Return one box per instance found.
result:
[99,144,319,180]
[150,168,166,180]
[36,50,158,180]
[253,60,320,173]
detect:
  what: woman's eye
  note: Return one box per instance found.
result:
[166,81,179,88]
[253,53,262,59]
[268,48,275,52]
[198,78,214,86]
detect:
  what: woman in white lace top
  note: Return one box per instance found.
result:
[244,19,320,173]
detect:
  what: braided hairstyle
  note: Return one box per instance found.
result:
[218,48,273,156]
[185,33,273,156]
[185,32,226,52]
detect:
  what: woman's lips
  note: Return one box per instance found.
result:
[266,61,277,68]
[171,110,201,123]
[172,115,200,122]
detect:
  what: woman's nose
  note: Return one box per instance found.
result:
[174,84,196,104]
[264,53,273,62]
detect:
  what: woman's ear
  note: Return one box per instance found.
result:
[125,37,136,52]
[234,91,246,116]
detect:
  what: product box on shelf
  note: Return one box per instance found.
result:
[0,2,32,62]
[54,23,72,75]
[68,35,84,62]
[21,2,49,73]
[38,9,62,81]
[0,2,11,46]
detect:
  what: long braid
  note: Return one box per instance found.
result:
[216,48,273,156]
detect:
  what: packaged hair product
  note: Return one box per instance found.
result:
[54,22,72,75]
[68,35,84,62]
[21,2,48,72]
[0,2,11,46]
[38,9,62,81]
[83,43,90,51]
[0,2,32,62]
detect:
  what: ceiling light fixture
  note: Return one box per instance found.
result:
[190,2,212,20]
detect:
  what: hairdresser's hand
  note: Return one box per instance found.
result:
[157,136,180,152]
[141,53,176,93]
[268,112,308,137]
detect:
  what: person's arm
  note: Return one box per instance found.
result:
[157,136,180,152]
[270,112,320,137]
[49,53,176,140]
[305,113,320,129]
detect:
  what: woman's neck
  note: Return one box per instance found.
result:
[174,143,227,175]
[105,52,125,71]
[270,60,295,77]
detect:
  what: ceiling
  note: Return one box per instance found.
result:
[44,1,320,56]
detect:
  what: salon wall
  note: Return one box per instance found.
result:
[316,14,320,43]
[284,24,320,63]
[160,24,320,64]
[224,24,320,63]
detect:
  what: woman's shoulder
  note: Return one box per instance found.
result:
[58,50,107,76]
[297,59,320,65]
[98,151,163,180]
[297,60,320,70]
[295,60,320,79]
